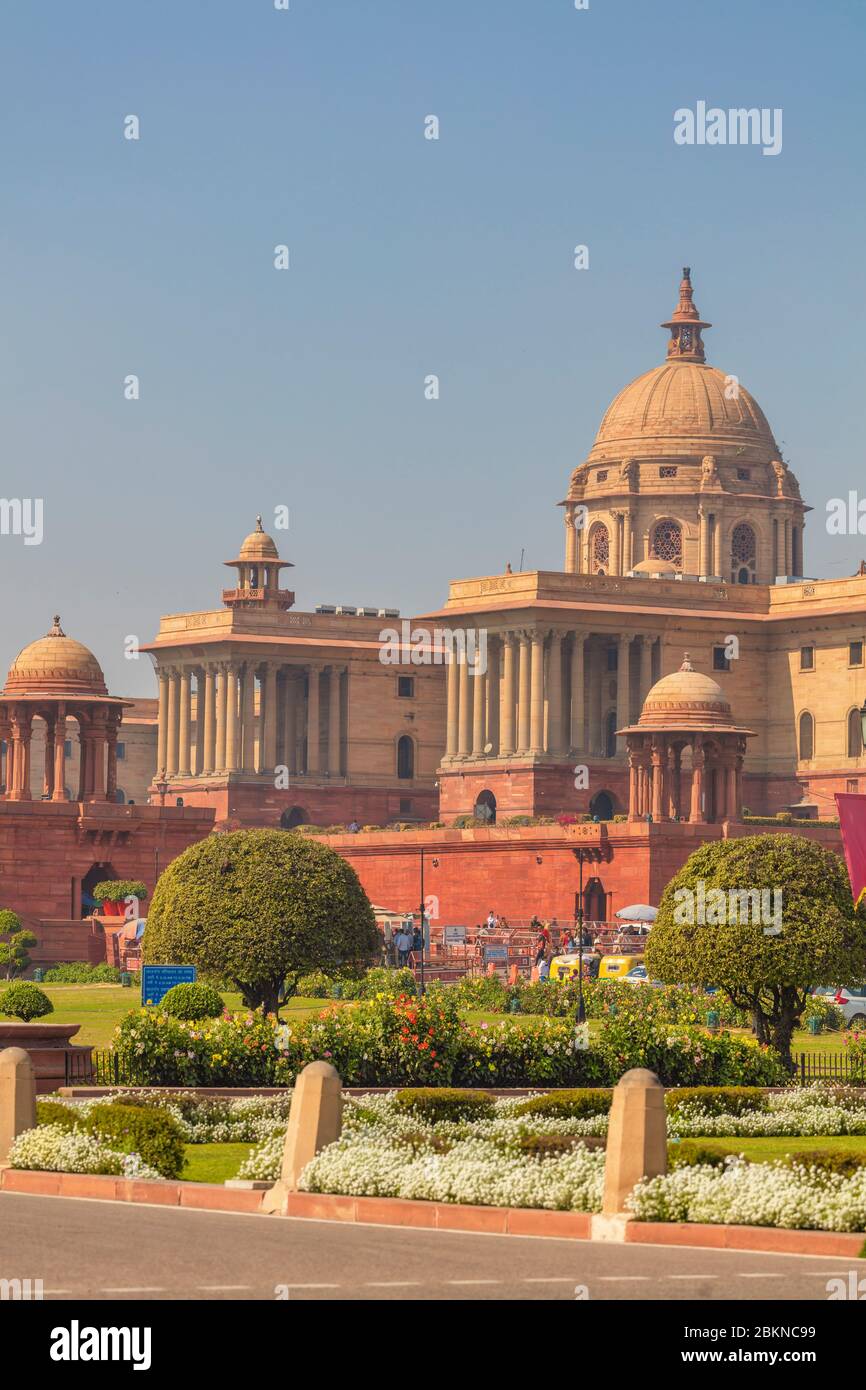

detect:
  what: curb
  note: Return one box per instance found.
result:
[1,1168,863,1256]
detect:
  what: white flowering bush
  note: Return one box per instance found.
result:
[629,1157,866,1233]
[60,1090,294,1144]
[9,1124,160,1180]
[669,1086,866,1138]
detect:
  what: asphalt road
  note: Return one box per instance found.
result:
[0,1193,857,1301]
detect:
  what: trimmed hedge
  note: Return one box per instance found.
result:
[84,1103,185,1179]
[664,1086,769,1115]
[511,1089,613,1120]
[160,982,225,1021]
[0,982,53,1021]
[669,1140,866,1178]
[392,1088,495,1123]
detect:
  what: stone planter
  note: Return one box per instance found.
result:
[99,900,127,917]
[0,1023,93,1094]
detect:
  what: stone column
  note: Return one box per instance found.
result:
[0,1047,36,1166]
[445,653,459,759]
[106,719,118,802]
[306,666,321,774]
[156,671,168,774]
[487,639,500,755]
[91,716,107,800]
[724,755,738,821]
[225,666,239,772]
[610,512,621,578]
[569,632,585,752]
[623,511,633,573]
[638,636,654,708]
[564,505,578,574]
[547,632,564,755]
[627,750,638,821]
[77,724,88,801]
[517,633,531,753]
[327,666,342,775]
[457,653,471,757]
[712,515,721,578]
[471,664,486,757]
[783,517,792,576]
[166,670,179,776]
[529,633,545,754]
[52,705,67,801]
[43,717,55,799]
[666,743,680,820]
[588,642,603,756]
[241,665,256,772]
[194,669,206,776]
[689,737,706,823]
[178,669,192,777]
[615,633,632,755]
[499,634,515,756]
[215,665,228,773]
[201,667,216,775]
[699,506,710,577]
[600,1068,667,1217]
[651,738,664,821]
[262,664,278,773]
[284,673,298,775]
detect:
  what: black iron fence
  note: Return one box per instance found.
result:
[64,1050,153,1088]
[796,1052,866,1085]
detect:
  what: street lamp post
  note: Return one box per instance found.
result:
[418,847,427,997]
[571,839,612,1024]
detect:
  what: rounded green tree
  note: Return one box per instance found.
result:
[645,833,866,1068]
[0,911,38,981]
[0,982,53,1022]
[142,829,380,1013]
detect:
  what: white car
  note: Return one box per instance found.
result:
[621,964,663,988]
[814,985,866,1027]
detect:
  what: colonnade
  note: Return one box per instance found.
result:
[156,660,347,779]
[0,702,121,803]
[443,630,659,762]
[626,732,745,824]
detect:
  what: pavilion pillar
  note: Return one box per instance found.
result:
[52,705,67,802]
[165,671,180,776]
[327,666,342,775]
[651,738,665,822]
[565,505,578,574]
[610,511,621,577]
[156,670,168,774]
[627,748,639,822]
[699,506,710,577]
[623,511,633,573]
[262,663,278,773]
[178,669,192,777]
[43,717,55,799]
[9,712,32,801]
[499,633,516,757]
[545,632,563,755]
[689,738,706,823]
[306,667,321,774]
[666,743,680,820]
[471,663,486,757]
[529,632,545,754]
[712,516,721,578]
[569,632,585,752]
[225,666,239,772]
[202,666,217,775]
[194,669,206,775]
[725,753,738,821]
[77,723,88,801]
[445,652,459,759]
[616,633,632,755]
[106,717,119,802]
[241,665,256,772]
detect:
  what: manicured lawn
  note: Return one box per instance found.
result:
[676,1135,866,1162]
[182,1142,253,1184]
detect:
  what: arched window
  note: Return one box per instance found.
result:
[397,735,415,780]
[590,522,609,574]
[114,788,126,804]
[798,711,814,761]
[651,519,682,567]
[280,806,307,830]
[848,708,863,759]
[731,522,757,584]
[474,790,496,824]
[589,790,615,820]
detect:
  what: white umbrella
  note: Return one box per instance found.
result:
[615,904,658,922]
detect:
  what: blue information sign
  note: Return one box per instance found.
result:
[141,964,197,1007]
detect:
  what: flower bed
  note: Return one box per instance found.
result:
[8,1124,159,1180]
[630,1159,866,1232]
[109,994,785,1090]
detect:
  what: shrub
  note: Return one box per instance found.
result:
[393,1088,496,1123]
[665,1087,769,1116]
[518,1134,606,1157]
[160,981,225,1021]
[0,982,53,1022]
[295,970,339,998]
[36,1100,79,1131]
[84,1103,185,1179]
[804,994,844,1031]
[511,1089,613,1120]
[43,962,123,984]
[92,880,147,903]
[668,1141,734,1169]
[0,914,37,980]
[783,1149,866,1178]
[9,1123,159,1180]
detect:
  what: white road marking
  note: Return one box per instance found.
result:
[101,1286,165,1293]
[281,1282,340,1289]
[523,1277,582,1283]
[667,1274,718,1279]
[739,1273,783,1279]
[597,1275,651,1281]
[447,1279,500,1285]
[366,1281,421,1287]
[198,1284,251,1291]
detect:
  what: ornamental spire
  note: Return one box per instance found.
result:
[660,267,712,363]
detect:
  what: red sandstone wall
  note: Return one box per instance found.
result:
[172,779,437,829]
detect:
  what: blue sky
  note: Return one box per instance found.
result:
[2,0,864,694]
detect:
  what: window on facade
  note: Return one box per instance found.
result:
[116,742,126,760]
[849,641,863,668]
[800,646,814,671]
[399,798,413,815]
[397,676,415,698]
[114,788,126,804]
[397,735,414,780]
[848,779,859,794]
[713,646,731,672]
[590,523,609,574]
[651,519,682,567]
[64,740,72,757]
[659,465,677,478]
[737,468,751,481]
[798,711,814,760]
[848,708,863,759]
[730,522,757,585]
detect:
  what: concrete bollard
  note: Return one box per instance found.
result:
[0,1047,37,1168]
[261,1060,343,1214]
[592,1067,667,1241]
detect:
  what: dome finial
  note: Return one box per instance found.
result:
[661,267,711,363]
[48,615,65,637]
[255,515,263,532]
[680,652,694,672]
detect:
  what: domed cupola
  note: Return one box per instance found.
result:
[223,517,295,611]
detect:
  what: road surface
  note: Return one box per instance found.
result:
[0,1193,855,1301]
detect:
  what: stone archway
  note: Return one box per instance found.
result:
[280,805,307,830]
[589,790,615,821]
[474,789,497,824]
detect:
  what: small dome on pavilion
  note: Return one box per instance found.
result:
[3,616,108,697]
[237,516,280,561]
[635,654,738,732]
[631,557,678,576]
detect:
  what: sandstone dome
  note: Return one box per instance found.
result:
[636,654,737,732]
[587,360,779,465]
[237,516,280,561]
[4,617,108,697]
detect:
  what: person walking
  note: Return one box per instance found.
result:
[395,925,412,968]
[538,953,551,982]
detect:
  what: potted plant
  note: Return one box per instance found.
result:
[93,879,148,918]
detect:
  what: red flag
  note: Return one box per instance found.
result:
[835,794,866,902]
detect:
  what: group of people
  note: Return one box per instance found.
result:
[385,921,424,968]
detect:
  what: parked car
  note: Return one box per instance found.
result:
[815,985,866,1027]
[598,953,644,980]
[621,963,663,987]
